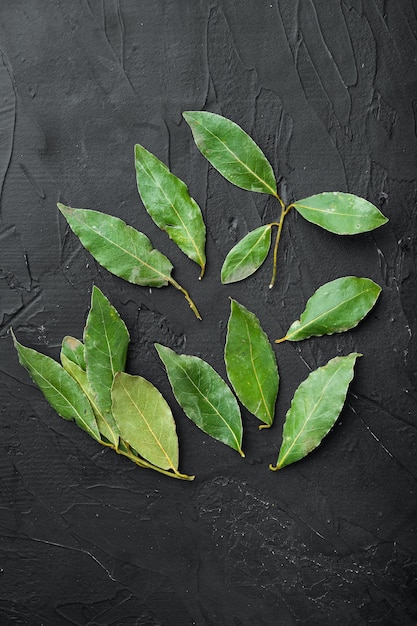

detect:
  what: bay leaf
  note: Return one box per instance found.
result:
[221,225,272,284]
[183,111,277,196]
[84,286,129,418]
[111,372,179,472]
[225,299,278,428]
[292,192,388,234]
[12,331,100,441]
[61,353,118,447]
[61,335,86,370]
[277,277,381,342]
[135,143,206,277]
[155,343,244,456]
[270,353,361,470]
[58,204,174,287]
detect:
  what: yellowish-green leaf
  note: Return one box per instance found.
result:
[61,336,86,370]
[225,299,278,427]
[155,343,244,456]
[270,353,361,470]
[183,111,277,196]
[111,372,179,472]
[61,353,118,447]
[276,277,381,342]
[13,331,100,441]
[135,143,206,277]
[292,192,388,234]
[221,225,272,284]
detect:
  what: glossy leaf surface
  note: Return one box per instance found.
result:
[111,372,179,472]
[13,332,100,441]
[225,299,278,427]
[58,204,174,287]
[221,225,272,284]
[135,143,206,276]
[292,192,388,234]
[183,111,277,196]
[61,336,86,370]
[271,353,360,470]
[61,353,118,446]
[155,343,244,455]
[277,277,381,342]
[84,286,129,418]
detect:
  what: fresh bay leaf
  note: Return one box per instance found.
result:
[225,299,278,428]
[135,143,206,277]
[61,335,86,370]
[58,204,174,287]
[270,353,361,470]
[12,331,100,441]
[58,204,202,319]
[221,225,272,284]
[111,372,179,472]
[84,286,129,418]
[155,343,244,456]
[292,192,388,234]
[277,277,382,342]
[61,353,118,446]
[183,111,277,196]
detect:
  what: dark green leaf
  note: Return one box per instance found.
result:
[13,331,100,441]
[183,111,277,196]
[135,143,206,276]
[221,225,272,284]
[84,286,129,418]
[277,277,382,342]
[61,353,118,446]
[61,336,86,370]
[225,299,278,427]
[292,192,388,234]
[58,204,174,287]
[111,372,179,472]
[270,353,361,470]
[155,343,244,456]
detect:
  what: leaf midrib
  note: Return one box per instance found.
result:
[244,315,272,423]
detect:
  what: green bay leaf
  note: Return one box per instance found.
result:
[225,299,278,428]
[221,225,272,284]
[84,286,129,419]
[277,277,382,342]
[58,204,174,287]
[13,331,100,441]
[270,353,361,470]
[135,143,206,277]
[155,343,244,456]
[61,353,118,447]
[183,111,277,196]
[111,372,179,472]
[61,335,86,370]
[292,192,388,234]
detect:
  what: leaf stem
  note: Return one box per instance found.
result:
[269,203,292,289]
[269,463,280,471]
[168,277,202,320]
[102,440,195,480]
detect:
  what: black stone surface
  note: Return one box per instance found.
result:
[0,2,416,624]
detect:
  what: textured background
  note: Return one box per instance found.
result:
[1,2,416,624]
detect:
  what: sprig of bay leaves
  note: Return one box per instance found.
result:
[13,286,194,480]
[183,110,388,288]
